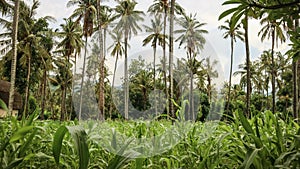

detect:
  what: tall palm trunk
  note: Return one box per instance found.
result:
[79,37,88,121]
[169,0,175,118]
[271,27,276,113]
[226,37,234,114]
[41,69,47,120]
[163,3,168,117]
[24,54,31,118]
[109,53,119,118]
[244,14,251,118]
[8,0,20,116]
[60,86,66,121]
[97,0,105,121]
[153,46,157,116]
[293,19,299,120]
[124,29,129,120]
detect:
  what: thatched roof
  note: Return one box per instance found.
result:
[0,80,23,110]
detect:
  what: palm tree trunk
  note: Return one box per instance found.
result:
[244,14,251,118]
[163,4,168,118]
[109,53,119,118]
[41,69,47,120]
[271,28,276,114]
[293,19,299,121]
[153,46,157,117]
[8,0,20,117]
[60,86,66,121]
[24,54,31,118]
[97,0,105,121]
[124,30,129,120]
[227,37,234,115]
[169,0,175,118]
[79,36,88,121]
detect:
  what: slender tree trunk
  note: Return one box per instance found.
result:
[271,28,276,114]
[293,19,299,121]
[24,54,31,118]
[153,46,157,117]
[60,86,66,121]
[109,53,119,118]
[79,37,88,121]
[41,69,47,120]
[163,5,168,118]
[8,0,20,117]
[169,0,175,118]
[97,0,105,121]
[124,30,129,120]
[244,14,251,118]
[226,37,234,114]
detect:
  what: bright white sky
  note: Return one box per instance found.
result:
[30,0,289,88]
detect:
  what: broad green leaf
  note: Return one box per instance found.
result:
[0,98,8,112]
[218,7,240,20]
[238,110,255,135]
[9,126,34,143]
[66,126,89,169]
[52,125,68,165]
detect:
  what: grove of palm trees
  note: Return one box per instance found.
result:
[0,0,299,168]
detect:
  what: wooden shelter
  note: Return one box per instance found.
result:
[0,80,23,117]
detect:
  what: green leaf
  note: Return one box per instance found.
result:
[52,125,68,165]
[0,98,8,112]
[238,110,255,135]
[4,158,24,169]
[239,147,261,169]
[9,126,34,143]
[66,126,89,169]
[218,7,240,20]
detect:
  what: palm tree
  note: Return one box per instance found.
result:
[148,0,184,117]
[259,14,286,113]
[67,0,97,120]
[169,0,175,118]
[143,16,165,117]
[0,0,10,15]
[113,0,144,119]
[108,29,125,118]
[56,18,83,120]
[203,57,219,103]
[8,0,20,116]
[219,0,258,117]
[175,13,208,120]
[219,19,244,115]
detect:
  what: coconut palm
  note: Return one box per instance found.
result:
[108,29,125,118]
[67,0,97,120]
[143,16,166,117]
[219,19,244,115]
[259,14,286,113]
[175,13,208,121]
[219,0,258,117]
[8,0,20,116]
[203,57,218,103]
[113,0,144,119]
[56,18,83,120]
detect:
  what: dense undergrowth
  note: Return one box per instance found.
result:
[0,110,299,169]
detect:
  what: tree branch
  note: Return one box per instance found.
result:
[248,0,300,9]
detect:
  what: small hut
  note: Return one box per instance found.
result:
[0,80,23,117]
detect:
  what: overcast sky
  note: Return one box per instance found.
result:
[29,0,288,88]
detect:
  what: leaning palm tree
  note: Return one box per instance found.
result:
[219,19,244,115]
[8,0,20,116]
[143,16,166,117]
[259,14,286,113]
[108,29,125,118]
[67,0,97,120]
[113,0,144,119]
[175,13,208,121]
